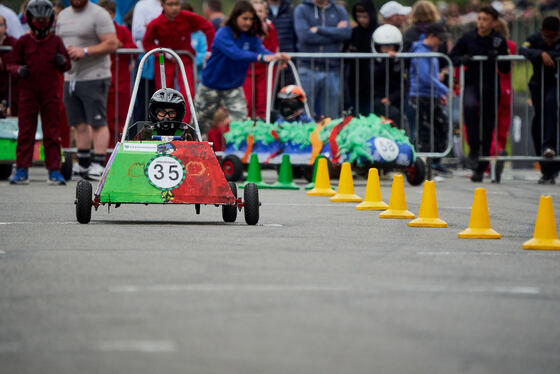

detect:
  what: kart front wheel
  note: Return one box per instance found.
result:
[243,182,259,225]
[406,157,426,186]
[222,182,238,223]
[76,179,92,224]
[221,155,243,182]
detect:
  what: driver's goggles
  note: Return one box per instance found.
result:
[156,109,178,119]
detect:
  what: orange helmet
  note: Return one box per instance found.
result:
[277,85,306,102]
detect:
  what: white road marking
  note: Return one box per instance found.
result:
[109,284,348,293]
[96,340,176,353]
[262,223,283,227]
[109,283,542,296]
[264,203,360,207]
[0,342,20,353]
[417,251,560,257]
[0,221,76,225]
[0,250,6,255]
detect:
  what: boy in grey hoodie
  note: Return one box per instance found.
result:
[294,0,351,119]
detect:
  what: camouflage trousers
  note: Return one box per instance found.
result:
[194,84,247,135]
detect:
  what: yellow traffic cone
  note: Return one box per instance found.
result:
[307,158,336,196]
[408,180,447,227]
[523,195,560,250]
[458,188,501,239]
[356,168,388,210]
[379,174,415,219]
[330,162,362,202]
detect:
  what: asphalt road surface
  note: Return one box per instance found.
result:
[1,167,560,374]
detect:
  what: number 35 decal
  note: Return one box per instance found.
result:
[145,155,186,190]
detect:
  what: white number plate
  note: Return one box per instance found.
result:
[374,137,399,162]
[145,155,185,190]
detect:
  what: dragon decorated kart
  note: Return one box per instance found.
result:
[220,61,426,186]
[75,49,259,225]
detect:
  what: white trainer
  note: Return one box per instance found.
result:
[87,163,105,180]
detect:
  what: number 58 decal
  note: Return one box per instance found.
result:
[145,155,186,190]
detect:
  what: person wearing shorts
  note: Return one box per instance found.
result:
[56,0,118,180]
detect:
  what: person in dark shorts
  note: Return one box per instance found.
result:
[56,0,118,180]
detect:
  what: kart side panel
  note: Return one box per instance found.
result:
[99,141,236,205]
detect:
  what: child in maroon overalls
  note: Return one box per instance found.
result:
[7,0,70,185]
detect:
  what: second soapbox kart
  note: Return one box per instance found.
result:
[75,49,259,225]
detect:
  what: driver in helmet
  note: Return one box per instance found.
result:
[7,0,71,185]
[138,88,196,141]
[276,85,314,123]
[371,24,403,126]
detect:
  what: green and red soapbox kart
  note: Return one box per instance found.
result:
[75,48,259,225]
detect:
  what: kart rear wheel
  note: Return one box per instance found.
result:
[406,157,426,186]
[243,182,259,225]
[61,151,73,181]
[76,179,92,224]
[0,163,12,180]
[222,182,238,223]
[221,155,243,182]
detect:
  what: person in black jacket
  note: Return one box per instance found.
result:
[267,0,296,52]
[520,16,560,184]
[450,5,510,182]
[344,0,379,116]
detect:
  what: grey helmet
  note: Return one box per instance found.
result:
[26,0,55,40]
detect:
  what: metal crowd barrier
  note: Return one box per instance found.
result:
[0,46,195,147]
[2,45,560,174]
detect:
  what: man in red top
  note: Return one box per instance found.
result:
[0,15,17,117]
[143,0,215,123]
[243,0,279,120]
[99,0,137,147]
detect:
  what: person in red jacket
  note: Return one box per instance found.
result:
[143,0,215,123]
[243,0,279,119]
[99,0,137,147]
[7,0,71,185]
[0,15,17,117]
[491,17,516,182]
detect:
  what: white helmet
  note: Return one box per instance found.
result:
[371,24,403,53]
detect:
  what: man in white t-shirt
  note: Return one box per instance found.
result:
[56,0,118,180]
[0,3,24,38]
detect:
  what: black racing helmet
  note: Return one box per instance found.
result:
[26,0,55,40]
[148,88,186,124]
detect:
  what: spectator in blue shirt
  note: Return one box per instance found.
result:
[409,22,450,174]
[294,0,351,119]
[194,0,290,135]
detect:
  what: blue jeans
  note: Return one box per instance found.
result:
[299,66,340,119]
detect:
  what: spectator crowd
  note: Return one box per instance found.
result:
[0,0,559,185]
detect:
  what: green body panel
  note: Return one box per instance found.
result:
[0,138,16,161]
[99,145,164,203]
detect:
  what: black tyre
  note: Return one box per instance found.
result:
[243,182,259,225]
[0,163,12,180]
[222,181,238,223]
[406,157,426,186]
[76,179,92,224]
[221,155,243,182]
[302,165,314,182]
[61,151,73,182]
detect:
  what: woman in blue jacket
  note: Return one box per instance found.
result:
[194,0,290,135]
